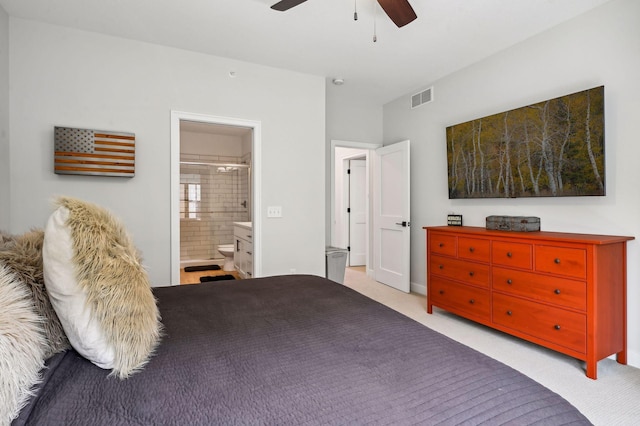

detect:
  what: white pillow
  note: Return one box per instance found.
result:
[43,206,115,368]
[42,196,161,379]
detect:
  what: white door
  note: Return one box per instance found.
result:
[348,160,366,266]
[373,140,410,293]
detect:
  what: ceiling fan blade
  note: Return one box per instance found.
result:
[377,0,417,27]
[271,0,308,12]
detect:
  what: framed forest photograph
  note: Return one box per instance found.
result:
[446,86,605,199]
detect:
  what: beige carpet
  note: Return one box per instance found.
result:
[343,267,640,426]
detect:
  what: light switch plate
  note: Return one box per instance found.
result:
[267,206,282,218]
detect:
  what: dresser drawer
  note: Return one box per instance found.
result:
[429,233,457,257]
[492,267,586,311]
[430,255,490,288]
[458,237,490,263]
[492,241,533,269]
[535,245,586,279]
[493,293,586,353]
[430,277,490,320]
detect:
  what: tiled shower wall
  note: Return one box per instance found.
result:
[180,152,250,261]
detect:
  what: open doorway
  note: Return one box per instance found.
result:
[171,112,262,286]
[347,157,366,267]
[331,139,411,293]
[330,140,381,279]
[178,122,251,284]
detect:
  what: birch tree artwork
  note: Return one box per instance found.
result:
[447,86,605,199]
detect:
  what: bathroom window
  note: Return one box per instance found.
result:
[180,182,201,219]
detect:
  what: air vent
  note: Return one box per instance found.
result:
[411,86,434,109]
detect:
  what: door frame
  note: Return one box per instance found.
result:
[170,111,262,286]
[330,140,381,277]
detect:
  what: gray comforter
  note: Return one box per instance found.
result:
[15,275,590,425]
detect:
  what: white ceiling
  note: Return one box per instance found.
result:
[0,0,614,104]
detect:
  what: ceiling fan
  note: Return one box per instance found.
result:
[271,0,417,28]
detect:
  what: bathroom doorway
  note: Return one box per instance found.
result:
[170,112,262,286]
[179,122,251,283]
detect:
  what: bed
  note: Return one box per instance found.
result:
[14,275,590,425]
[1,197,590,425]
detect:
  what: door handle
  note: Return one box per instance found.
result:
[395,221,410,227]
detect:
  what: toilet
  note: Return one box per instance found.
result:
[217,244,235,271]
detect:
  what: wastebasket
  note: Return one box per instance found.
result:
[325,246,348,284]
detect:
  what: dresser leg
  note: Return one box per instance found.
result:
[427,303,433,314]
[617,349,627,365]
[586,361,597,380]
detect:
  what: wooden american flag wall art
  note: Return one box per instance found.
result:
[54,127,135,177]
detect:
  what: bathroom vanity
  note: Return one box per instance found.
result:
[234,222,253,279]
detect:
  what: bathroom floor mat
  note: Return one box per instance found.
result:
[184,264,222,272]
[200,274,236,282]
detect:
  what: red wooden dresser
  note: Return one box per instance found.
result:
[424,226,634,379]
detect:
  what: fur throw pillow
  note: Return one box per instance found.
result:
[0,264,47,425]
[0,229,70,359]
[0,231,13,247]
[43,197,161,379]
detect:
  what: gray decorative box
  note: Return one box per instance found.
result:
[486,216,540,232]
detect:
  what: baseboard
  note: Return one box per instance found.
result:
[411,280,426,295]
[626,348,640,370]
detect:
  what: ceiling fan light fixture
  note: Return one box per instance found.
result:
[271,0,417,28]
[376,0,417,27]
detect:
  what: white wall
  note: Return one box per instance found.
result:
[0,5,9,230]
[383,0,640,367]
[325,82,383,244]
[8,18,326,283]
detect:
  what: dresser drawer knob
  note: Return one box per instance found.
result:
[554,258,561,264]
[507,310,513,316]
[507,279,512,285]
[439,290,444,295]
[554,324,561,330]
[554,289,561,295]
[469,271,475,277]
[469,299,475,304]
[469,247,475,253]
[439,243,444,248]
[439,264,444,269]
[507,252,513,258]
